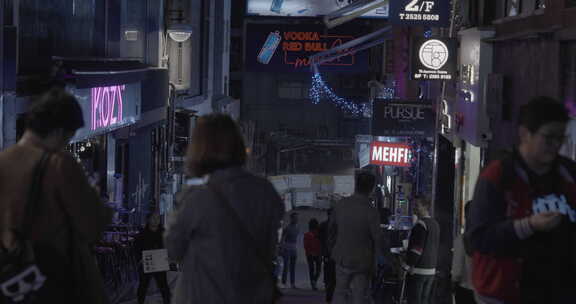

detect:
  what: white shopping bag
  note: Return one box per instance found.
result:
[142,249,170,273]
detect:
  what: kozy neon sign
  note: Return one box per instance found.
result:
[91,85,125,130]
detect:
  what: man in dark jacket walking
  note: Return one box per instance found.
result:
[405,196,440,304]
[330,171,381,304]
[318,208,336,302]
[468,97,576,304]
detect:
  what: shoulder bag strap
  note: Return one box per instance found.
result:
[21,151,51,238]
[206,183,275,276]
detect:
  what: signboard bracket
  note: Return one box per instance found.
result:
[324,0,389,29]
[310,26,392,68]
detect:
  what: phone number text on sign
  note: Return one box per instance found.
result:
[399,13,440,21]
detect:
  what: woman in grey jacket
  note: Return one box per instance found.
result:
[164,114,284,304]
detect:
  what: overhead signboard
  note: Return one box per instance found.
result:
[69,82,141,142]
[245,23,369,72]
[389,0,451,27]
[371,99,434,137]
[247,0,388,18]
[410,38,457,81]
[370,142,412,167]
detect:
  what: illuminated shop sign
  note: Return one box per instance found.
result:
[246,23,369,72]
[69,83,141,141]
[91,85,125,130]
[389,0,450,27]
[371,99,434,137]
[246,0,388,18]
[370,142,412,167]
[411,38,457,81]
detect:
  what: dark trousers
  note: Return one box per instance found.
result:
[453,285,476,304]
[306,255,322,288]
[406,274,435,304]
[282,253,297,286]
[137,271,171,304]
[323,257,336,302]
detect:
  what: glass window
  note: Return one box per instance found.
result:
[567,0,576,8]
[505,0,521,17]
[119,0,147,59]
[19,0,103,74]
[278,81,308,99]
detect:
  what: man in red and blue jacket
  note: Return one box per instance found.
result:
[468,96,576,304]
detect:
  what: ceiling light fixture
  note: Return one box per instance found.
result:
[168,24,193,43]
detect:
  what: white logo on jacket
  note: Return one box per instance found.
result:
[532,194,576,223]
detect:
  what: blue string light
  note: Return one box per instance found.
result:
[377,82,396,99]
[309,72,369,116]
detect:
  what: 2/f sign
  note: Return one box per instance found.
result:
[405,0,435,12]
[389,0,450,27]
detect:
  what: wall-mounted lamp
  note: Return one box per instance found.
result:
[168,24,193,43]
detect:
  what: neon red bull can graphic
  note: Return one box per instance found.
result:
[270,0,284,13]
[257,31,281,65]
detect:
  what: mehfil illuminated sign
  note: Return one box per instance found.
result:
[370,142,412,167]
[91,85,124,130]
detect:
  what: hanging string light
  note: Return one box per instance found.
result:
[309,71,369,116]
[376,81,396,99]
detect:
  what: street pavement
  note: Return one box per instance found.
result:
[121,208,330,304]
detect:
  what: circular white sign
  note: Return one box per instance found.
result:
[419,39,449,70]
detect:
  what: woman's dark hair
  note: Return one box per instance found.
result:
[186,114,246,177]
[309,218,319,231]
[518,96,570,133]
[25,87,84,137]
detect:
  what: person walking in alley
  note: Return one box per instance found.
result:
[405,196,440,304]
[468,97,576,304]
[164,114,284,304]
[0,88,112,303]
[135,213,171,304]
[280,212,300,289]
[319,209,336,303]
[330,171,382,304]
[304,218,322,290]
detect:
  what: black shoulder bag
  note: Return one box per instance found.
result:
[206,183,282,303]
[0,152,51,304]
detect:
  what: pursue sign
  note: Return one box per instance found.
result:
[411,38,457,81]
[371,99,434,137]
[370,142,412,167]
[389,0,451,27]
